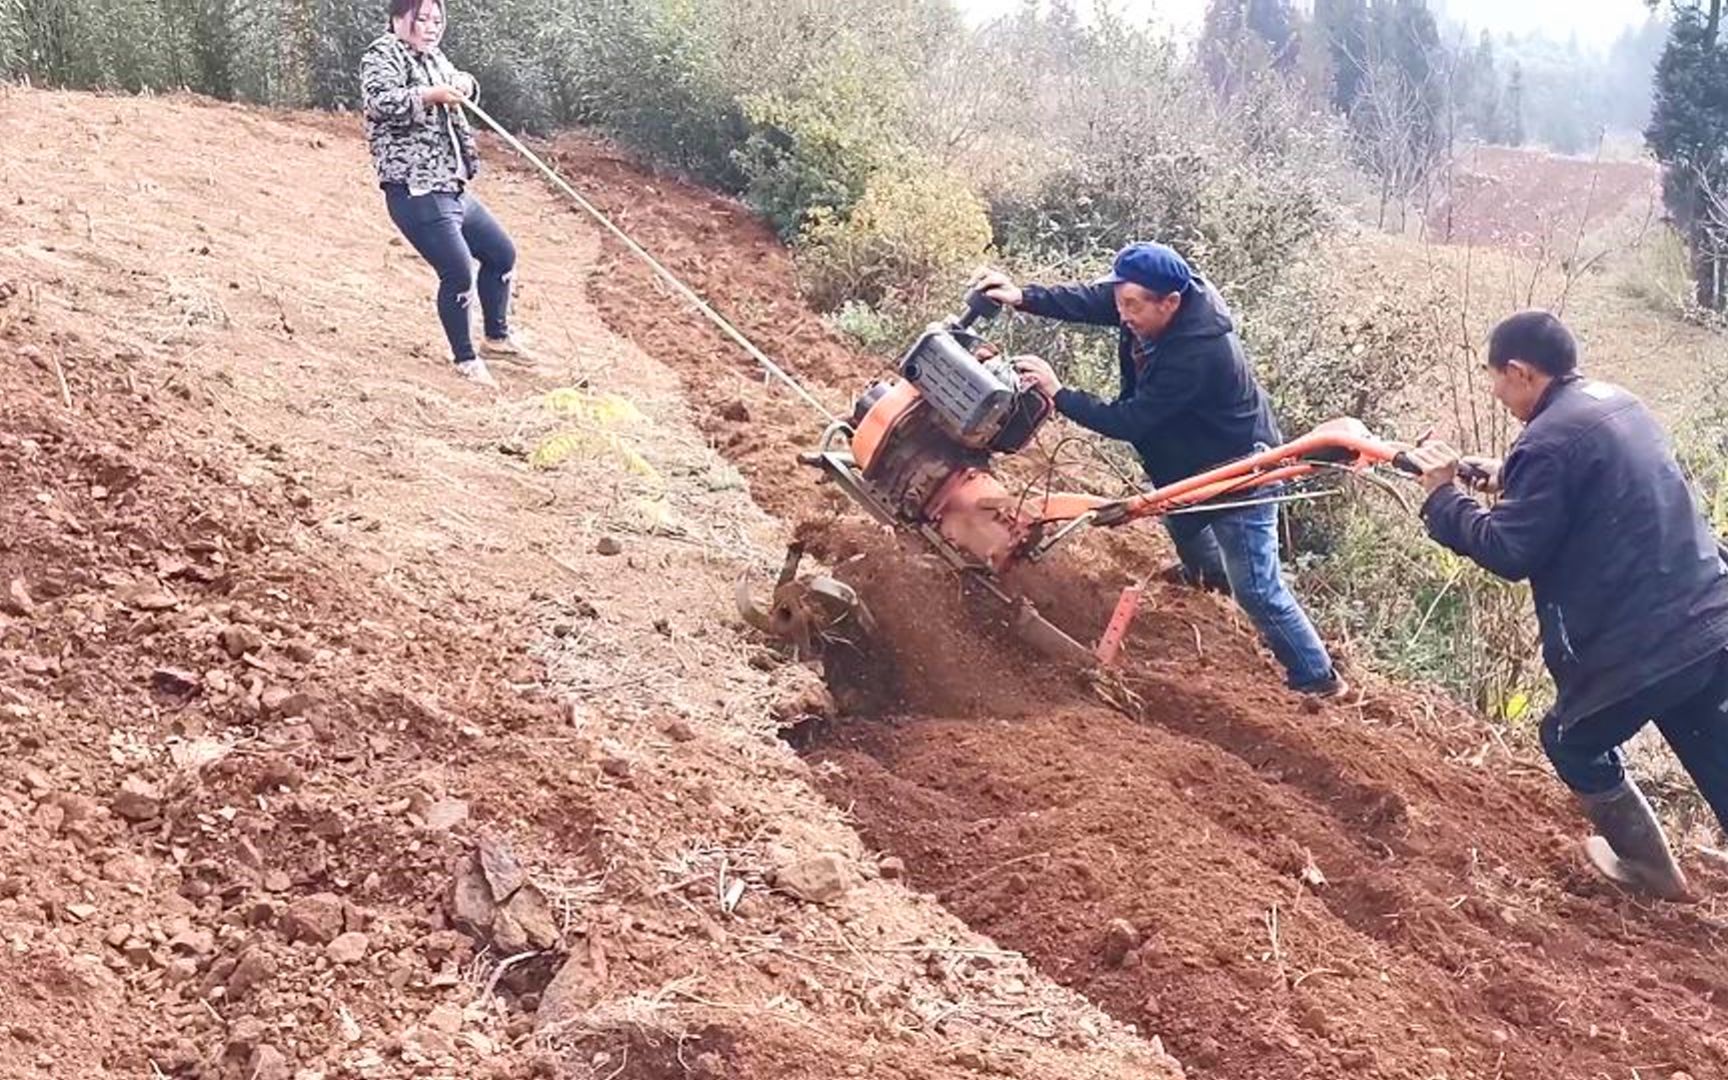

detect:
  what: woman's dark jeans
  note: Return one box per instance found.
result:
[384,185,515,363]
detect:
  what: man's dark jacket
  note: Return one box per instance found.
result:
[1019,276,1281,486]
[1423,375,1728,730]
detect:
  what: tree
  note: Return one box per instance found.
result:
[1199,0,1249,93]
[1505,61,1525,146]
[1314,0,1370,113]
[1247,0,1299,70]
[1464,30,1503,142]
[1648,2,1728,307]
[1201,0,1301,96]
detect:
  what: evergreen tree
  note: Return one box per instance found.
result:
[1648,1,1728,307]
[1467,30,1503,142]
[1505,61,1525,146]
[1247,0,1299,70]
[1314,0,1370,113]
[1200,0,1250,92]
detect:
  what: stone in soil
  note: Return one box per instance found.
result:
[772,853,851,905]
[219,623,265,658]
[2,577,34,616]
[1103,918,1140,968]
[249,1044,290,1080]
[478,838,527,900]
[116,582,179,611]
[226,1016,266,1056]
[111,776,163,822]
[150,667,202,698]
[327,931,369,965]
[226,948,276,997]
[423,798,469,831]
[281,892,346,944]
[450,854,498,935]
[426,1002,464,1034]
[595,535,623,556]
[260,686,313,718]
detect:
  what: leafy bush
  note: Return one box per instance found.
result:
[797,162,993,311]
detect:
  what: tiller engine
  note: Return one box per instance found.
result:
[739,291,1427,666]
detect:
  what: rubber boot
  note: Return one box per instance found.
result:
[1578,779,1691,901]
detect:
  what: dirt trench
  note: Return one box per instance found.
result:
[560,135,1728,1079]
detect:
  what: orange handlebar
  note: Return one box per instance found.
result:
[1021,417,1406,530]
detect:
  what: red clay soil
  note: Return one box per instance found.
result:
[557,133,1728,1078]
[1430,145,1658,257]
[3,90,1188,1080]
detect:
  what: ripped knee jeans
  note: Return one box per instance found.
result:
[383,185,517,363]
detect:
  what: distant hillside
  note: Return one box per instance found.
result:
[1427,145,1659,257]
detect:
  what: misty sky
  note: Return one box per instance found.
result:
[954,0,1654,50]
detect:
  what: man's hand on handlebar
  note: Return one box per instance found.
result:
[1405,443,1502,496]
[972,269,1024,309]
[1013,355,1061,396]
[1405,441,1462,495]
[1460,455,1503,493]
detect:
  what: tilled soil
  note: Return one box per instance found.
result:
[0,88,1177,1080]
[558,135,1728,1079]
[1429,145,1658,257]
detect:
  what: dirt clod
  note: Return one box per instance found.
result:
[327,931,370,965]
[111,776,163,821]
[595,535,623,557]
[773,853,851,905]
[282,892,346,944]
[1103,920,1140,968]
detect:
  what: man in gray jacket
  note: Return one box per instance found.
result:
[1409,311,1728,900]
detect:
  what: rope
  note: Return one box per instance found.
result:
[460,99,841,424]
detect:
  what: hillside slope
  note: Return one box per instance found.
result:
[1,84,1726,1080]
[0,88,1174,1080]
[550,136,1728,1079]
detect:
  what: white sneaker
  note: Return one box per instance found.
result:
[454,358,498,387]
[479,334,539,369]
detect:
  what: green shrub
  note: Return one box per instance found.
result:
[796,163,993,311]
[733,56,913,235]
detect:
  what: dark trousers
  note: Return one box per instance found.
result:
[1541,648,1728,831]
[384,185,515,363]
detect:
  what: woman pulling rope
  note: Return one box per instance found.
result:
[360,0,536,388]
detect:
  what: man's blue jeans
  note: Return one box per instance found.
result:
[1164,501,1336,689]
[1540,648,1728,832]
